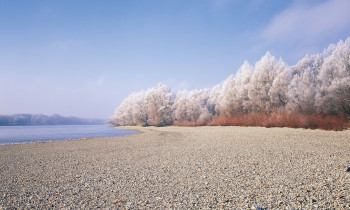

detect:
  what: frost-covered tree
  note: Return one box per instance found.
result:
[172,89,211,124]
[316,38,350,116]
[235,61,254,113]
[269,65,291,110]
[145,84,175,126]
[248,52,287,113]
[130,91,148,126]
[216,75,237,116]
[332,77,350,118]
[207,83,223,116]
[109,84,174,126]
[287,55,320,115]
[172,90,190,122]
[109,92,141,126]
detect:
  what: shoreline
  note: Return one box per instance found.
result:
[1,126,350,208]
[0,125,141,146]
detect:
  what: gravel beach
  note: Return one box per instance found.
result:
[1,126,350,209]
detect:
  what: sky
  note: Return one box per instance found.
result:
[1,0,350,119]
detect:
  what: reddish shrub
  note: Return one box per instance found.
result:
[174,112,347,131]
[208,111,347,131]
[306,115,345,131]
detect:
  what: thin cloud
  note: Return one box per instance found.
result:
[262,0,350,44]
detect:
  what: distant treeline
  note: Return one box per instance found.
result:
[0,114,105,126]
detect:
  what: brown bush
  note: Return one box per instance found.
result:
[209,111,347,131]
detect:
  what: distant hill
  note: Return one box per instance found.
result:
[0,114,105,126]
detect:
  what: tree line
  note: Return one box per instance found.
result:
[109,38,350,130]
[0,114,105,126]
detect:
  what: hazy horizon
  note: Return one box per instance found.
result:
[0,113,106,126]
[1,0,350,118]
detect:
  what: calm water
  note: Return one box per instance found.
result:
[0,125,139,145]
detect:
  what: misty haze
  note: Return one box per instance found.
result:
[0,114,105,126]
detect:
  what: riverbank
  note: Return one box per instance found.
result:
[1,126,349,208]
[0,125,139,145]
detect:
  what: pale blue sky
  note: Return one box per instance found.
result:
[1,0,350,119]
